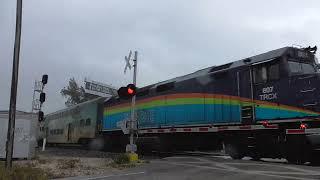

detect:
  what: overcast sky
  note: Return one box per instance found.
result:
[1,0,320,113]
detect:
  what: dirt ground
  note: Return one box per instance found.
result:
[15,147,131,179]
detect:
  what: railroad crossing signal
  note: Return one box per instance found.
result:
[124,50,132,73]
[42,74,48,85]
[117,84,137,99]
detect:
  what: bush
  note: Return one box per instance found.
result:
[0,163,47,180]
[112,154,130,165]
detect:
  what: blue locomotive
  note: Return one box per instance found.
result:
[102,46,320,164]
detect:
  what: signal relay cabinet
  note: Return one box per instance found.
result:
[0,111,38,159]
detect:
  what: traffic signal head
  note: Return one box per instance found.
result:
[40,92,46,103]
[127,84,136,96]
[42,74,48,85]
[38,111,44,122]
[117,84,137,99]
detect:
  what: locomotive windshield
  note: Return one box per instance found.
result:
[288,60,317,75]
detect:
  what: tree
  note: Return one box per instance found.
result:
[60,78,91,107]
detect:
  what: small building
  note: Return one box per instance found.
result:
[0,110,37,159]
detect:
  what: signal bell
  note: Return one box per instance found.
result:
[117,84,137,99]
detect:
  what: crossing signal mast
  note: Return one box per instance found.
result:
[32,74,48,118]
[118,51,138,154]
[31,75,48,151]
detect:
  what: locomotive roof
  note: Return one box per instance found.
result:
[150,46,290,87]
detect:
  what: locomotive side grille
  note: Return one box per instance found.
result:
[241,106,254,124]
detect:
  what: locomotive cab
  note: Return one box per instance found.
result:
[285,48,320,112]
[250,46,320,122]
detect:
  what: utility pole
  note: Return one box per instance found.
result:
[129,51,138,153]
[6,0,23,169]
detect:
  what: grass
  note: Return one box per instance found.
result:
[0,161,48,180]
[57,159,80,169]
[37,159,48,164]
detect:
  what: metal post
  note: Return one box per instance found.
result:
[6,0,23,169]
[42,137,46,151]
[31,81,36,112]
[129,51,138,153]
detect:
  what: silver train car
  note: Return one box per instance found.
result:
[43,97,105,145]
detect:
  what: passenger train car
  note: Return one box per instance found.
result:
[43,97,105,145]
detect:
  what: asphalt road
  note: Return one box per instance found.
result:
[62,155,320,180]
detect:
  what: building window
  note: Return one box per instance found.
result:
[85,118,91,126]
[80,119,85,127]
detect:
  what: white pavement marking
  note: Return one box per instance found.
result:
[162,161,319,180]
[223,162,320,174]
[163,156,214,163]
[212,155,231,159]
[86,172,145,180]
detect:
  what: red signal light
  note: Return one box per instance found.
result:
[128,88,134,94]
[262,121,269,127]
[117,84,137,99]
[300,123,307,129]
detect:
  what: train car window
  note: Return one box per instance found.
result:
[268,63,280,80]
[80,119,85,127]
[253,66,267,83]
[156,82,175,92]
[85,118,91,126]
